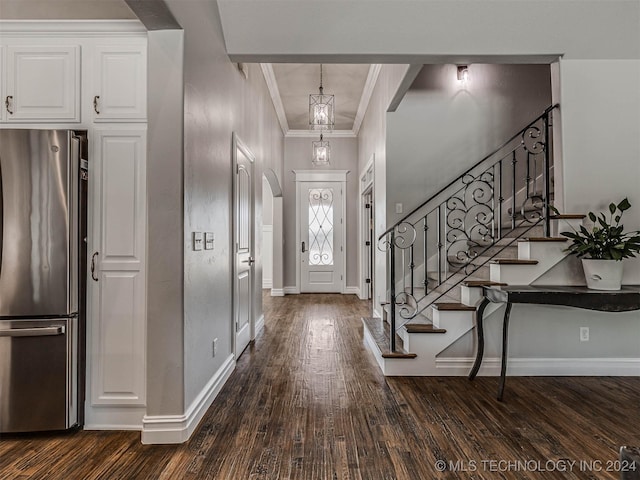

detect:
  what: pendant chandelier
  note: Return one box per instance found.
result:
[309,64,335,131]
[312,133,330,166]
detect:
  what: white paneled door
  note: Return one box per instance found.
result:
[233,135,254,358]
[296,173,347,293]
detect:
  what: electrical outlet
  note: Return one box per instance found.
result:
[580,327,589,342]
[212,338,218,357]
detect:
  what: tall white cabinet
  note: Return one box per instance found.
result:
[0,22,149,430]
[90,129,147,409]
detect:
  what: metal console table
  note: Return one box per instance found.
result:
[468,285,640,401]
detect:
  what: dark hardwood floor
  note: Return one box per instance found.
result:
[1,292,638,479]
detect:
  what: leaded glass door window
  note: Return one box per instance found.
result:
[308,188,334,266]
[298,179,344,293]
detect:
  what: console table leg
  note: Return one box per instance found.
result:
[469,298,490,381]
[497,302,513,401]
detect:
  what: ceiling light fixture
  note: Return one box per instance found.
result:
[312,133,330,166]
[309,64,335,131]
[457,65,470,83]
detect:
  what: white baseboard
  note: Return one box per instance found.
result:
[262,280,273,289]
[83,406,146,431]
[372,306,382,319]
[141,354,235,444]
[270,288,284,297]
[284,286,299,295]
[255,314,265,337]
[435,357,640,376]
[344,286,360,295]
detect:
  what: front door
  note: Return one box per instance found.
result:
[300,182,344,293]
[234,135,254,357]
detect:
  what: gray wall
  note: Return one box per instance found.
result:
[386,64,552,224]
[218,0,640,62]
[283,137,359,290]
[146,29,186,416]
[357,64,413,310]
[162,0,284,409]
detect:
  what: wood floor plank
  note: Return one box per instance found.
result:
[0,291,637,479]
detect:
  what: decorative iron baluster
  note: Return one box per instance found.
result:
[389,231,396,352]
[511,151,517,230]
[498,159,503,240]
[423,216,429,292]
[409,244,415,297]
[436,206,442,286]
[543,111,551,236]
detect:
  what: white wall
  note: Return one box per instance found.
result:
[283,137,359,291]
[386,64,552,224]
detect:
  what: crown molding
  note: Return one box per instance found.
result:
[260,63,289,135]
[286,129,356,139]
[261,63,381,139]
[0,20,146,35]
[352,64,381,136]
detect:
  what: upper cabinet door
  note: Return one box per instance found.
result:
[93,45,147,122]
[5,45,80,122]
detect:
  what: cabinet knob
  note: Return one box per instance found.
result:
[93,96,100,114]
[5,96,13,115]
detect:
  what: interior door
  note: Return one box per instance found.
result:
[234,137,254,357]
[300,182,343,293]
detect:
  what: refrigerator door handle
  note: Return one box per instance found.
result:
[91,252,99,282]
[0,326,65,337]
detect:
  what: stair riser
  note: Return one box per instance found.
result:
[551,218,584,237]
[490,242,568,284]
[461,285,484,306]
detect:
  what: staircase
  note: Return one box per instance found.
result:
[362,104,587,376]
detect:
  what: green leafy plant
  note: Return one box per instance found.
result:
[553,198,640,260]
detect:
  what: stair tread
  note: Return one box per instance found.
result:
[405,323,447,334]
[550,214,586,220]
[362,317,416,359]
[519,237,568,242]
[490,258,539,265]
[433,302,476,311]
[462,280,508,287]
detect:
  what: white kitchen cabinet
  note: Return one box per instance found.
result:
[4,45,80,122]
[88,128,147,408]
[93,45,147,121]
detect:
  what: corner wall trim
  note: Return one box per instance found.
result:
[284,286,299,295]
[344,286,360,296]
[141,354,235,444]
[270,288,285,297]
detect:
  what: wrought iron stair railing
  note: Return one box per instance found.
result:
[378,104,559,352]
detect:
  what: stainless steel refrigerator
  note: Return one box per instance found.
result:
[0,129,87,433]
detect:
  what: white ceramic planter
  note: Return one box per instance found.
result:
[581,259,624,290]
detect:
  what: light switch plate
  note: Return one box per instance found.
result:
[205,232,215,250]
[193,232,204,251]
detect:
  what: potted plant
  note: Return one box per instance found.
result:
[556,198,640,290]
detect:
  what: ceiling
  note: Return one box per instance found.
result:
[270,64,372,134]
[262,63,382,137]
